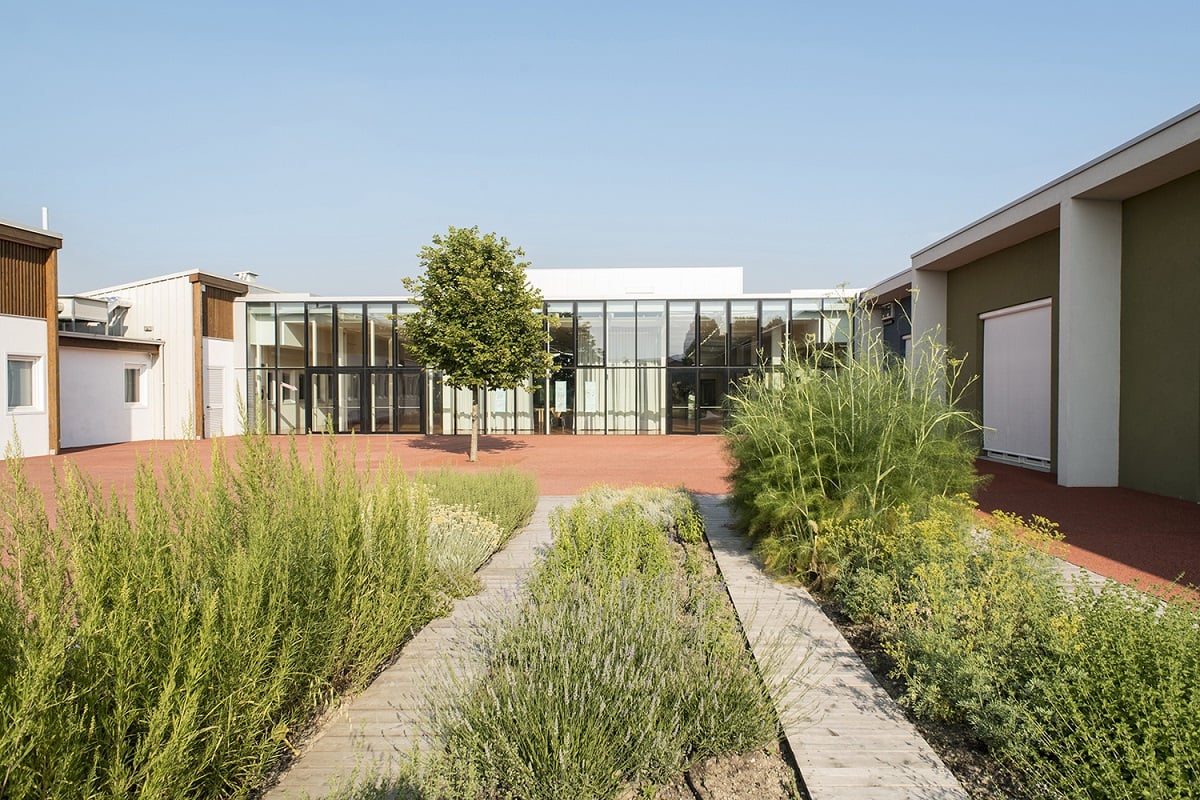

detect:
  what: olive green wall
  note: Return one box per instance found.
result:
[1120,169,1200,501]
[945,230,1060,467]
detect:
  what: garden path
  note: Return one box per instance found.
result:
[265,496,565,799]
[698,496,970,800]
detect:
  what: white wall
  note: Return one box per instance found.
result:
[85,276,196,438]
[203,337,240,437]
[0,314,50,458]
[59,347,161,449]
[528,267,744,299]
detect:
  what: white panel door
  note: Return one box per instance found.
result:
[981,300,1052,468]
[205,367,225,438]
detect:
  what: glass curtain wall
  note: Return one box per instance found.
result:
[245,296,853,436]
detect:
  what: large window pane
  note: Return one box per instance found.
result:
[395,304,420,367]
[370,372,394,432]
[398,371,422,433]
[607,367,637,433]
[576,303,605,366]
[606,302,636,366]
[546,303,575,369]
[822,299,852,349]
[338,372,362,432]
[308,304,334,367]
[761,301,789,365]
[698,302,727,366]
[277,304,306,368]
[668,301,697,366]
[337,304,364,367]
[549,370,574,434]
[310,373,335,431]
[246,303,276,368]
[486,386,515,434]
[576,367,605,432]
[729,301,758,366]
[246,369,275,434]
[791,300,821,356]
[278,368,305,434]
[636,301,665,366]
[638,367,666,434]
[367,304,394,367]
[698,369,729,433]
[668,369,696,434]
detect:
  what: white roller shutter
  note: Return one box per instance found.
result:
[981,299,1052,469]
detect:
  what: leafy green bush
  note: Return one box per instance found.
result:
[990,582,1200,800]
[416,467,537,540]
[422,487,780,800]
[0,434,442,800]
[724,331,980,564]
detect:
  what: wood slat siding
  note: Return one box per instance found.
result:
[0,240,48,318]
[203,287,238,340]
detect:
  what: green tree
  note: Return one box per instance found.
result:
[402,226,553,462]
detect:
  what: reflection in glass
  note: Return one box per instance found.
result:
[761,301,789,365]
[547,303,575,369]
[606,302,636,366]
[247,369,276,433]
[729,301,758,366]
[278,368,305,434]
[308,304,334,366]
[398,371,422,433]
[530,378,548,434]
[431,374,447,434]
[395,304,420,366]
[668,369,697,434]
[576,303,605,365]
[311,373,335,431]
[247,304,276,368]
[698,302,727,366]
[337,304,364,367]
[636,301,666,366]
[698,369,728,433]
[338,373,361,432]
[370,373,394,432]
[367,305,394,367]
[515,380,535,433]
[668,301,697,366]
[277,304,306,368]
[486,386,515,434]
[822,299,851,347]
[791,300,821,356]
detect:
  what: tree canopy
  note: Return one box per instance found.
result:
[402,226,553,460]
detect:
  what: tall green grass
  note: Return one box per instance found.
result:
[0,433,530,799]
[724,330,980,582]
[418,487,781,800]
[416,468,537,542]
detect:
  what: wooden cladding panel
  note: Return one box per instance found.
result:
[0,240,48,318]
[203,287,238,340]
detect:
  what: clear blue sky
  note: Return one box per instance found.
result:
[4,1,1198,295]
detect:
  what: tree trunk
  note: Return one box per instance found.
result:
[469,386,480,463]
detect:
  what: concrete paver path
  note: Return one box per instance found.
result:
[697,496,970,800]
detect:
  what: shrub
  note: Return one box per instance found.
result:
[724,330,980,561]
[424,501,504,595]
[416,468,537,541]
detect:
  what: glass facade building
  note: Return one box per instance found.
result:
[244,296,850,435]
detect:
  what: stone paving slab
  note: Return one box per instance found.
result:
[265,497,565,799]
[695,495,970,800]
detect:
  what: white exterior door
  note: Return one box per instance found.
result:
[205,367,225,438]
[981,299,1052,469]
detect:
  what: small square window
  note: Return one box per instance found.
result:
[124,365,143,404]
[6,356,38,411]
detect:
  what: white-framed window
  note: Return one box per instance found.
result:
[6,355,41,412]
[124,364,146,406]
